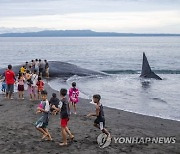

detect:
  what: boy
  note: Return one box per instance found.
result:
[52,88,74,146]
[1,79,6,93]
[36,77,44,100]
[87,94,111,139]
[35,90,52,141]
[49,93,60,115]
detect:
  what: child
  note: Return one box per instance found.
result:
[87,94,111,140]
[17,73,25,99]
[52,88,74,146]
[1,78,6,93]
[20,66,26,74]
[35,90,52,141]
[36,77,44,100]
[69,82,79,114]
[49,93,60,115]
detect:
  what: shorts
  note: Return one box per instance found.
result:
[28,86,36,94]
[61,118,69,127]
[39,68,43,73]
[45,68,49,74]
[6,84,14,94]
[35,116,48,128]
[94,118,105,130]
[18,85,24,91]
[32,86,36,94]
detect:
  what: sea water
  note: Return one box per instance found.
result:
[0,37,180,121]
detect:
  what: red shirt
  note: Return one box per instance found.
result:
[36,81,44,91]
[5,70,15,85]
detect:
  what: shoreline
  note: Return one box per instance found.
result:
[47,80,180,123]
[0,83,180,154]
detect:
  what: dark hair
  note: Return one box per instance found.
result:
[26,62,28,64]
[41,90,47,95]
[38,77,42,81]
[31,60,34,62]
[35,59,38,61]
[39,59,41,62]
[52,93,56,98]
[26,70,30,73]
[60,88,67,96]
[44,60,47,62]
[72,82,76,87]
[34,69,37,73]
[8,65,12,70]
[18,72,23,79]
[93,94,101,101]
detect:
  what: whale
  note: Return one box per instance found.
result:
[0,61,106,78]
[140,52,162,80]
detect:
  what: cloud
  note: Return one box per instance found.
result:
[0,0,180,33]
[1,11,180,33]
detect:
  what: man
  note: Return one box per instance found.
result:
[5,65,16,99]
[44,60,49,78]
[38,59,44,78]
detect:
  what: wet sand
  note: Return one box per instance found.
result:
[0,84,180,154]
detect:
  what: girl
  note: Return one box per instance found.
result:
[18,73,25,99]
[69,82,79,114]
[36,77,44,100]
[25,70,33,100]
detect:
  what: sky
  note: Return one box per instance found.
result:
[0,0,180,33]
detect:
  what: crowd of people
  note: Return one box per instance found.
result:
[0,61,111,146]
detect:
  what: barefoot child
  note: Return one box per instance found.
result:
[36,77,44,100]
[17,73,25,99]
[49,93,60,115]
[69,82,79,114]
[1,79,6,93]
[87,94,111,139]
[35,90,52,141]
[52,88,74,146]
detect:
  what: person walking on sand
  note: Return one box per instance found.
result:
[36,76,44,100]
[69,82,79,114]
[31,60,35,72]
[26,70,33,100]
[31,70,38,101]
[35,59,39,74]
[35,90,52,141]
[17,72,25,99]
[52,88,74,146]
[44,60,49,78]
[5,65,16,99]
[87,94,111,140]
[38,59,44,78]
[49,93,60,115]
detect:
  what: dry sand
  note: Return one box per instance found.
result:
[0,84,180,154]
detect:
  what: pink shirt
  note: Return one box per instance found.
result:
[18,77,25,85]
[69,88,79,103]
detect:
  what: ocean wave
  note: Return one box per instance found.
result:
[102,70,180,75]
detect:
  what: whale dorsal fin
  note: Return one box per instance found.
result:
[140,52,162,80]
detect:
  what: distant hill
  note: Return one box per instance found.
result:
[0,30,180,37]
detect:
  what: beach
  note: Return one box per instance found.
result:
[0,84,179,154]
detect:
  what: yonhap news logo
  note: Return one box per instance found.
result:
[114,136,176,144]
[97,135,176,148]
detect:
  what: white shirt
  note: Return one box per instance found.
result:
[31,74,38,86]
[44,99,50,112]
